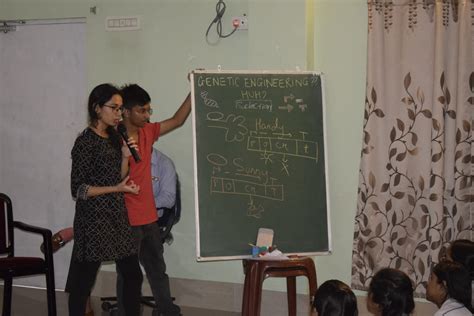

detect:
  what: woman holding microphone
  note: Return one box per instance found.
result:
[66,83,142,316]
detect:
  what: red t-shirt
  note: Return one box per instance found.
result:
[125,122,161,226]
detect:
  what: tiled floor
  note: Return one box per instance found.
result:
[0,286,239,316]
[1,284,439,316]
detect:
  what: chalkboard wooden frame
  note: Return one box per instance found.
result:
[191,70,331,261]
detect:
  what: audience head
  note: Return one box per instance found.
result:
[367,268,414,316]
[313,280,358,316]
[447,239,474,278]
[426,260,472,311]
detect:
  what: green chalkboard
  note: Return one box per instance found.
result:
[191,71,330,261]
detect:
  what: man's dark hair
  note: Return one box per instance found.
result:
[368,268,414,316]
[433,260,472,312]
[313,279,358,316]
[121,84,151,110]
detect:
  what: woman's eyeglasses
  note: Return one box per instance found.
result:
[104,105,124,113]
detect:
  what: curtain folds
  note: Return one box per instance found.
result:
[352,0,473,296]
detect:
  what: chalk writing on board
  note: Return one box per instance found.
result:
[278,94,308,113]
[202,122,319,216]
[247,133,318,161]
[196,75,316,89]
[235,99,273,112]
[206,112,248,142]
[206,111,319,163]
[204,104,319,204]
[193,72,329,260]
[200,90,219,108]
[206,153,284,218]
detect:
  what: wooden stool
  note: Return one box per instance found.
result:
[241,257,317,316]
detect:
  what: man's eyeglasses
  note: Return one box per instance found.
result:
[104,105,124,113]
[135,108,153,115]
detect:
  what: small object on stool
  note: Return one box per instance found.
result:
[241,257,317,316]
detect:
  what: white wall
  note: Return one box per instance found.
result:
[0,20,87,288]
[0,0,368,294]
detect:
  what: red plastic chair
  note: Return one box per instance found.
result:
[0,193,56,316]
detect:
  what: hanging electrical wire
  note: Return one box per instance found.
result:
[205,0,238,41]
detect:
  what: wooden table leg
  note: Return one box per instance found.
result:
[252,263,264,316]
[242,271,250,315]
[286,276,296,316]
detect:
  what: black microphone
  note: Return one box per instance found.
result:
[117,123,141,163]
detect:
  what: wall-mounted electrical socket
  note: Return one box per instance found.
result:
[232,16,248,30]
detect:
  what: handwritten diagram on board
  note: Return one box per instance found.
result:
[192,71,330,261]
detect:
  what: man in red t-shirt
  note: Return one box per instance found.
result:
[120,83,190,316]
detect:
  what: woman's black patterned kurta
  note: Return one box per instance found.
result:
[70,128,136,262]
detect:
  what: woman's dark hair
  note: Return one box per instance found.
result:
[87,83,122,150]
[450,239,474,279]
[432,260,472,312]
[368,268,414,316]
[313,280,358,316]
